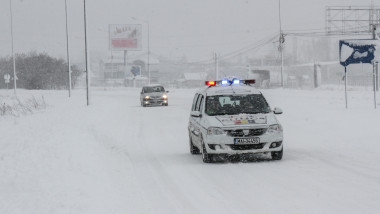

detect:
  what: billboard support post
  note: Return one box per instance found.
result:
[124,50,128,80]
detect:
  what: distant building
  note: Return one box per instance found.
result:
[175,72,208,88]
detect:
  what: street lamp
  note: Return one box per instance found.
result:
[131,17,150,85]
[64,0,72,97]
[9,0,17,94]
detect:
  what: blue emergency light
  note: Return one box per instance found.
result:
[233,79,240,85]
[221,80,228,85]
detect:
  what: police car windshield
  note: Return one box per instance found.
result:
[144,86,165,93]
[205,94,271,116]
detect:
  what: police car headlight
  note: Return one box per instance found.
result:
[144,96,150,99]
[207,127,226,135]
[162,94,168,99]
[266,124,283,134]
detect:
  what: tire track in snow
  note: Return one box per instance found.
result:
[88,99,199,213]
[127,106,200,214]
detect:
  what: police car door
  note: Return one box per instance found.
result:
[191,94,204,147]
[189,94,202,146]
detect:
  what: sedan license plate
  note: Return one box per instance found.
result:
[234,137,260,144]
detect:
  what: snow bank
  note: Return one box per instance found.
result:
[0,94,46,116]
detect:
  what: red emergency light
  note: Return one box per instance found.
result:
[205,81,216,86]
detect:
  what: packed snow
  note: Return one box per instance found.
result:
[0,87,379,214]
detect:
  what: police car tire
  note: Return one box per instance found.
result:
[202,142,213,163]
[271,148,283,160]
[189,137,200,155]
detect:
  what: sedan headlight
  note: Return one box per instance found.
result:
[266,124,283,134]
[144,96,150,99]
[207,127,226,135]
[162,94,168,99]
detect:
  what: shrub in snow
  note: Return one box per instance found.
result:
[0,95,46,117]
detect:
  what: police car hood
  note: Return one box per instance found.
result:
[204,113,278,128]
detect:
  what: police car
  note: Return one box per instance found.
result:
[188,78,283,163]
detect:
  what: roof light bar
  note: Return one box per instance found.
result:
[204,79,256,87]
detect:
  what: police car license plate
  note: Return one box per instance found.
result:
[234,137,260,144]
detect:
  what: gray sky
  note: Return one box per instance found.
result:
[0,0,374,63]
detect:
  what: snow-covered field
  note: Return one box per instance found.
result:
[0,87,379,214]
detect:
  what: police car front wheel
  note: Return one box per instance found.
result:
[201,141,214,163]
[189,137,200,155]
[271,148,283,160]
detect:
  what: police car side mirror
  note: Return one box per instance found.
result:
[190,111,202,118]
[273,107,283,115]
[166,90,169,93]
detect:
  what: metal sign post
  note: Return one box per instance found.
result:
[344,67,348,109]
[373,63,377,109]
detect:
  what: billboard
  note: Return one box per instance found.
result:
[109,24,142,51]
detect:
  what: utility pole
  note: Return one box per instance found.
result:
[9,0,17,94]
[147,21,150,85]
[279,0,284,88]
[372,24,377,108]
[84,0,90,106]
[65,0,72,97]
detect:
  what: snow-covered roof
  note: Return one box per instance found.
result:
[104,59,125,64]
[103,57,160,65]
[183,72,207,81]
[294,61,339,67]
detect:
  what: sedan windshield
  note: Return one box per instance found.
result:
[205,94,271,116]
[143,86,165,93]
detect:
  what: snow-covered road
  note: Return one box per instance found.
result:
[1,88,379,214]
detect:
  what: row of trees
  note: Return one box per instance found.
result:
[0,52,83,90]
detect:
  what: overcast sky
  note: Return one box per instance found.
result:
[0,0,374,63]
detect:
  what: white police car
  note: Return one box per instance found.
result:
[188,78,283,163]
